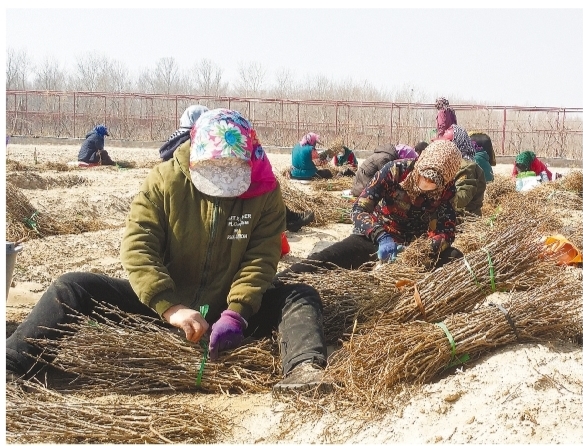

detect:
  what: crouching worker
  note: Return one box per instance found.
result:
[276,140,464,278]
[6,109,330,394]
[78,124,115,165]
[159,104,209,161]
[512,150,553,182]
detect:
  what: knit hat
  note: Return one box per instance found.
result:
[400,140,461,200]
[189,109,254,197]
[179,105,209,132]
[300,132,321,146]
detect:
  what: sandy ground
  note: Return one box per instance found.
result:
[4,143,583,444]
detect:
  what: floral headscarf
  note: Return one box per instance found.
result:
[399,140,462,200]
[189,109,276,198]
[300,132,321,147]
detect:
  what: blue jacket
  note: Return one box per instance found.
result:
[474,151,494,182]
[78,130,105,163]
[290,143,317,180]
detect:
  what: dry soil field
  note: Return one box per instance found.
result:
[4,143,583,444]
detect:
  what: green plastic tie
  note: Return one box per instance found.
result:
[23,211,40,233]
[435,321,470,369]
[487,206,501,227]
[196,304,210,387]
[481,248,496,291]
[463,258,482,289]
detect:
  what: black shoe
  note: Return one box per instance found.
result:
[286,210,315,232]
[300,211,315,226]
[272,362,333,394]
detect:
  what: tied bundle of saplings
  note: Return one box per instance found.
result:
[366,224,564,325]
[325,276,581,405]
[276,173,352,225]
[6,182,109,241]
[28,301,281,394]
[6,384,228,444]
[310,169,355,192]
[277,260,426,344]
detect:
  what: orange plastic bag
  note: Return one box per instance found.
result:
[542,234,582,265]
[281,232,291,257]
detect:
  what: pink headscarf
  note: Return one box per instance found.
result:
[300,132,320,146]
[239,143,278,199]
[395,144,418,160]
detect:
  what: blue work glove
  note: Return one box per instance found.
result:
[209,310,247,360]
[377,233,398,262]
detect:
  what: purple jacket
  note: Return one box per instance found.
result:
[436,109,457,137]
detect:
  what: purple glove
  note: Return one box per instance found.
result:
[209,310,247,360]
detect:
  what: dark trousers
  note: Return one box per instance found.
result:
[276,234,464,279]
[6,272,327,378]
[82,150,115,165]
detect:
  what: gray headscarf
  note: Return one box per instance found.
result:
[179,105,209,132]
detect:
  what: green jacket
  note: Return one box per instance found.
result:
[454,160,487,216]
[120,141,286,323]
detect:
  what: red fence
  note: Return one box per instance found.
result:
[6,90,583,158]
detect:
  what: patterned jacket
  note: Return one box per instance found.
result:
[351,159,457,252]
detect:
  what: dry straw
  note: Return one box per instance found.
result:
[277,260,426,344]
[6,384,229,443]
[277,173,352,225]
[6,182,110,241]
[279,221,566,345]
[325,277,581,406]
[28,302,281,394]
[377,226,562,325]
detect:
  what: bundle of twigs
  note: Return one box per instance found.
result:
[530,181,583,211]
[41,161,73,172]
[376,226,560,325]
[6,384,228,444]
[277,174,353,225]
[7,171,89,189]
[6,182,109,241]
[482,175,517,214]
[395,235,436,270]
[28,302,281,394]
[310,173,355,192]
[278,261,426,344]
[550,169,583,195]
[325,277,581,405]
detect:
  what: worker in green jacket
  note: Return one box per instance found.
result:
[439,124,487,216]
[6,109,330,394]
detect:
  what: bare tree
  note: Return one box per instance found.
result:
[272,67,295,98]
[137,57,191,94]
[33,57,67,91]
[6,47,32,90]
[236,61,266,97]
[193,58,226,96]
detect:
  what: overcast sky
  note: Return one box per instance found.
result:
[4,5,583,108]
